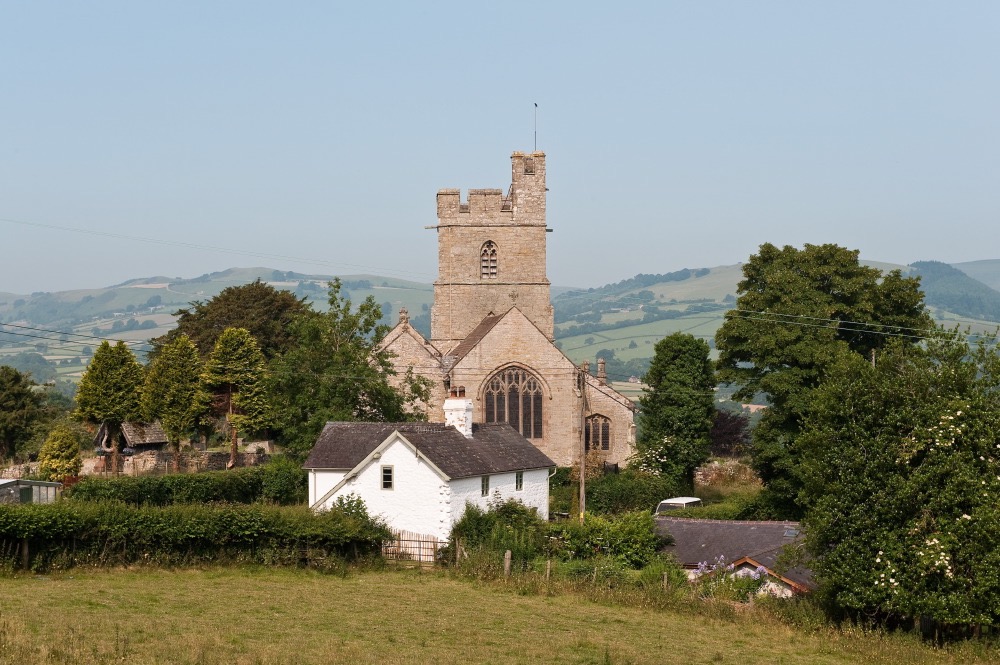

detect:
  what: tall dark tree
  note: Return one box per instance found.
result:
[715,243,932,517]
[268,279,431,457]
[75,341,144,472]
[199,327,271,468]
[0,366,44,459]
[709,409,751,458]
[152,280,309,360]
[636,333,715,486]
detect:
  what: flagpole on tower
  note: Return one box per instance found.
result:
[534,103,538,151]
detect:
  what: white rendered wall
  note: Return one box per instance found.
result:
[314,439,452,541]
[448,468,550,527]
[309,469,346,507]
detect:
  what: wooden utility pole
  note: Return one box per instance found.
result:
[579,367,589,523]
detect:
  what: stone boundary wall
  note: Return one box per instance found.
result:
[2,452,268,480]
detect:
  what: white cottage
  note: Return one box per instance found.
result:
[304,390,556,541]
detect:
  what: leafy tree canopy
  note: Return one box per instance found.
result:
[715,243,931,518]
[636,333,715,485]
[0,366,44,459]
[152,280,309,360]
[268,279,431,457]
[800,335,1000,628]
[0,352,56,384]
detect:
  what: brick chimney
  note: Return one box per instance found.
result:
[444,386,474,438]
[597,358,607,386]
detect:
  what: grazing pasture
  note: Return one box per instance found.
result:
[0,567,991,664]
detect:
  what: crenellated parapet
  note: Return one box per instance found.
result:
[435,152,546,225]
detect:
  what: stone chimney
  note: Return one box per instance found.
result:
[444,386,474,438]
[597,358,607,386]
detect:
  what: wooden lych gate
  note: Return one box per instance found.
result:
[382,530,443,564]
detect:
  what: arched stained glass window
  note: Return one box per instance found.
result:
[585,414,611,451]
[483,367,543,438]
[481,241,498,279]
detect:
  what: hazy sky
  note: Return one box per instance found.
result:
[2,1,998,294]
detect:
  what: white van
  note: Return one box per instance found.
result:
[654,497,703,514]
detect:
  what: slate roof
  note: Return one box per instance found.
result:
[657,517,815,590]
[303,421,555,479]
[94,421,168,448]
[445,313,503,364]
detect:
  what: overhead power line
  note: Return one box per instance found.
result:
[0,216,437,281]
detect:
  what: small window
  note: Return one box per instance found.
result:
[381,465,393,490]
[481,475,490,497]
[480,241,498,279]
[516,471,523,491]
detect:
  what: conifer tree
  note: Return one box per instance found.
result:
[75,341,144,473]
[143,333,202,470]
[200,327,271,468]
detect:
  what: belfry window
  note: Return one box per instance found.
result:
[481,241,498,279]
[585,415,611,451]
[484,367,544,439]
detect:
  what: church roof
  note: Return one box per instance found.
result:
[444,313,503,364]
[304,421,555,479]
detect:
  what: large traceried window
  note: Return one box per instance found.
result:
[484,367,543,439]
[585,414,611,451]
[480,241,498,279]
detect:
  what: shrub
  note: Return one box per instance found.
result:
[547,511,662,569]
[37,424,83,481]
[585,470,679,515]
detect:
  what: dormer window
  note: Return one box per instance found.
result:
[481,241,498,279]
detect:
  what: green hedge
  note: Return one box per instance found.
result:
[65,457,307,506]
[0,501,388,572]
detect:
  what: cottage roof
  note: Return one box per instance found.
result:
[304,421,555,479]
[657,517,814,589]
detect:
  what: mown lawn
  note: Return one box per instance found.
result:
[0,567,991,664]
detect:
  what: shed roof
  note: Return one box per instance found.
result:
[657,517,814,589]
[304,421,555,479]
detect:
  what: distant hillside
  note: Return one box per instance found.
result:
[911,261,1000,323]
[951,259,1000,292]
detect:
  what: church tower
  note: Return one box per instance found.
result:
[430,152,554,351]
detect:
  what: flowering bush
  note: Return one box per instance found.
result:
[694,555,768,602]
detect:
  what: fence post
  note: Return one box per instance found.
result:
[21,538,29,570]
[504,550,512,577]
[545,559,551,581]
[662,572,668,590]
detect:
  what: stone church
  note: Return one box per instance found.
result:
[381,151,636,467]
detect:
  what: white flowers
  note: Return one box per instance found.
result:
[962,514,972,520]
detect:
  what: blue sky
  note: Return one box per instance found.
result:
[2,1,998,294]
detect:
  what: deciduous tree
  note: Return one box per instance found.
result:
[715,243,931,517]
[799,335,1000,629]
[636,333,715,486]
[268,279,431,457]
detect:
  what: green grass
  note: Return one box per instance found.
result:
[0,567,992,664]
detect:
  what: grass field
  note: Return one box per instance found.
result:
[1,567,993,664]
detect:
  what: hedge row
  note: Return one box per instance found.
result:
[0,500,389,572]
[65,457,306,506]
